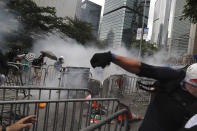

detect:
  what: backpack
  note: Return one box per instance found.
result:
[32,58,41,66]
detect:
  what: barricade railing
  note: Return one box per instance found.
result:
[6,62,47,86]
[101,74,155,121]
[0,98,120,131]
[0,86,92,100]
[45,65,57,82]
[0,86,93,120]
[102,74,155,100]
[80,109,129,131]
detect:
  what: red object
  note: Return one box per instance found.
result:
[116,78,123,88]
[118,113,143,121]
[190,79,197,82]
[90,118,100,123]
[92,101,99,108]
[118,114,126,121]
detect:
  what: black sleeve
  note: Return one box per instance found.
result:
[137,63,185,81]
[178,126,197,131]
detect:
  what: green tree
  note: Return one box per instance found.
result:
[59,17,95,44]
[129,37,159,57]
[182,0,197,23]
[6,0,95,48]
[7,0,62,33]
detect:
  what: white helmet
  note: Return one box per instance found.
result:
[59,56,64,59]
[184,63,197,87]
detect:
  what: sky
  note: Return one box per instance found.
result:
[147,0,156,40]
[89,0,105,6]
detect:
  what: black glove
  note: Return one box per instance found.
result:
[90,51,113,68]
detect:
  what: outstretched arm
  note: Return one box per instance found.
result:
[90,52,184,81]
[112,54,184,81]
[112,55,141,74]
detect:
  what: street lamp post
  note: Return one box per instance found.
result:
[138,0,147,58]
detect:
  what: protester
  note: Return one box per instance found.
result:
[90,51,197,131]
[54,56,64,72]
[21,56,30,72]
[32,53,45,81]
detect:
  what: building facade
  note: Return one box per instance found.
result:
[151,0,192,57]
[188,24,197,55]
[80,0,101,37]
[151,0,172,47]
[99,0,150,48]
[168,0,191,57]
[33,0,82,18]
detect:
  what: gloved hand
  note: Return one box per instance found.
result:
[90,51,113,68]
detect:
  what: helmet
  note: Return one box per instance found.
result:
[59,56,64,63]
[184,63,197,87]
[60,56,64,59]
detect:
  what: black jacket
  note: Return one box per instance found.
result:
[137,63,197,131]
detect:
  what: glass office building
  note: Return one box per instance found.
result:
[80,0,101,37]
[99,0,150,48]
[151,0,172,47]
[168,0,191,57]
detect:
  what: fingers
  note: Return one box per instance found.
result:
[18,115,36,124]
[20,123,33,129]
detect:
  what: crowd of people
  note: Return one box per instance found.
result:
[5,48,65,83]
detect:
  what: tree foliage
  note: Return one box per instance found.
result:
[59,17,95,44]
[182,0,197,23]
[132,41,159,57]
[128,37,159,57]
[6,0,95,49]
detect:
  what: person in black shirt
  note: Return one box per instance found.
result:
[90,52,197,131]
[32,53,45,82]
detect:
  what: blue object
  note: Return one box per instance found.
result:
[194,54,197,60]
[111,53,115,60]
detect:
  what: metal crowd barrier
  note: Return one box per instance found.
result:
[6,62,48,86]
[0,98,120,131]
[0,86,92,123]
[45,65,57,82]
[101,74,155,124]
[80,109,129,131]
[0,86,92,100]
[102,74,154,101]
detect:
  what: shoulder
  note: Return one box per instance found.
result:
[137,63,185,81]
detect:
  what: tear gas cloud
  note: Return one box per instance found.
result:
[32,33,168,82]
[0,1,20,52]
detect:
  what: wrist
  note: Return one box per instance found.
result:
[111,53,116,61]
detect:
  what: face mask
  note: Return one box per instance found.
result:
[60,59,64,63]
[0,74,5,85]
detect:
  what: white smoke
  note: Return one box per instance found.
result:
[32,33,141,81]
[142,48,168,66]
[32,33,172,82]
[0,1,19,33]
[0,0,20,51]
